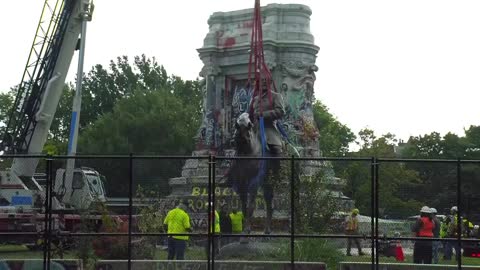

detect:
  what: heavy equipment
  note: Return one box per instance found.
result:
[0,0,108,244]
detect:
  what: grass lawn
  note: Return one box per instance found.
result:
[0,245,77,260]
[153,245,206,260]
[0,245,29,252]
[0,244,207,261]
[2,243,480,268]
[342,254,480,266]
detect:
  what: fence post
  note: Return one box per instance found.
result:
[370,157,375,270]
[43,156,53,270]
[374,158,379,268]
[290,155,295,268]
[128,153,133,270]
[212,155,216,270]
[457,158,462,270]
[207,155,212,270]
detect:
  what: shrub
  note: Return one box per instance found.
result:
[279,238,345,269]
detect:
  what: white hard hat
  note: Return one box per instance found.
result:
[430,208,437,214]
[420,206,431,213]
[451,206,458,212]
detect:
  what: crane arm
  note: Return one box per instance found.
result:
[2,0,89,179]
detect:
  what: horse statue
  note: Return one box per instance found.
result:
[226,112,274,234]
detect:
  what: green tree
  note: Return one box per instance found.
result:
[77,87,201,196]
[312,101,355,156]
[464,125,480,159]
[0,90,14,127]
[337,129,423,218]
[400,128,480,214]
[357,128,377,150]
[401,132,443,159]
[442,132,466,158]
[295,169,341,233]
[0,90,14,169]
[401,132,457,212]
[79,55,178,130]
[50,54,202,156]
[79,89,200,154]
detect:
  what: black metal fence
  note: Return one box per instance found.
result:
[0,155,479,270]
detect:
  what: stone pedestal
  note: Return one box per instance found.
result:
[167,3,350,229]
[195,4,321,160]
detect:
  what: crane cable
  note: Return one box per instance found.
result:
[248,0,274,115]
[247,0,270,190]
[247,0,300,158]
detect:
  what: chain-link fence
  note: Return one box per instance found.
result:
[1,155,479,270]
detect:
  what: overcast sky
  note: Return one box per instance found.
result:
[1,0,479,142]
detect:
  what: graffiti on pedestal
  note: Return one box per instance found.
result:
[232,82,252,117]
[195,77,223,151]
[280,60,319,145]
[196,108,222,151]
[158,185,289,230]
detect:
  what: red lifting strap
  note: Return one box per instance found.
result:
[248,0,273,116]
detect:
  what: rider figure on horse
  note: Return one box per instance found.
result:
[249,78,285,233]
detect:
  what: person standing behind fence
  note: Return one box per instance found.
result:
[345,208,364,256]
[412,206,435,264]
[445,206,461,261]
[219,203,232,246]
[163,200,192,260]
[440,216,449,260]
[462,218,474,237]
[230,206,244,234]
[206,201,221,256]
[430,208,441,264]
[229,205,244,242]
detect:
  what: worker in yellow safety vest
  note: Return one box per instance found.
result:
[210,208,220,234]
[229,206,244,234]
[462,218,474,237]
[345,208,364,256]
[163,200,192,260]
[440,216,448,239]
[206,201,220,255]
[445,206,460,261]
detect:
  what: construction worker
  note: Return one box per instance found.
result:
[440,216,449,238]
[412,206,435,264]
[163,200,192,260]
[473,225,480,238]
[462,218,474,237]
[445,206,460,261]
[345,208,364,256]
[206,201,221,255]
[229,205,244,234]
[440,216,449,260]
[430,208,441,264]
[210,206,221,235]
[219,203,232,246]
[249,78,285,234]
